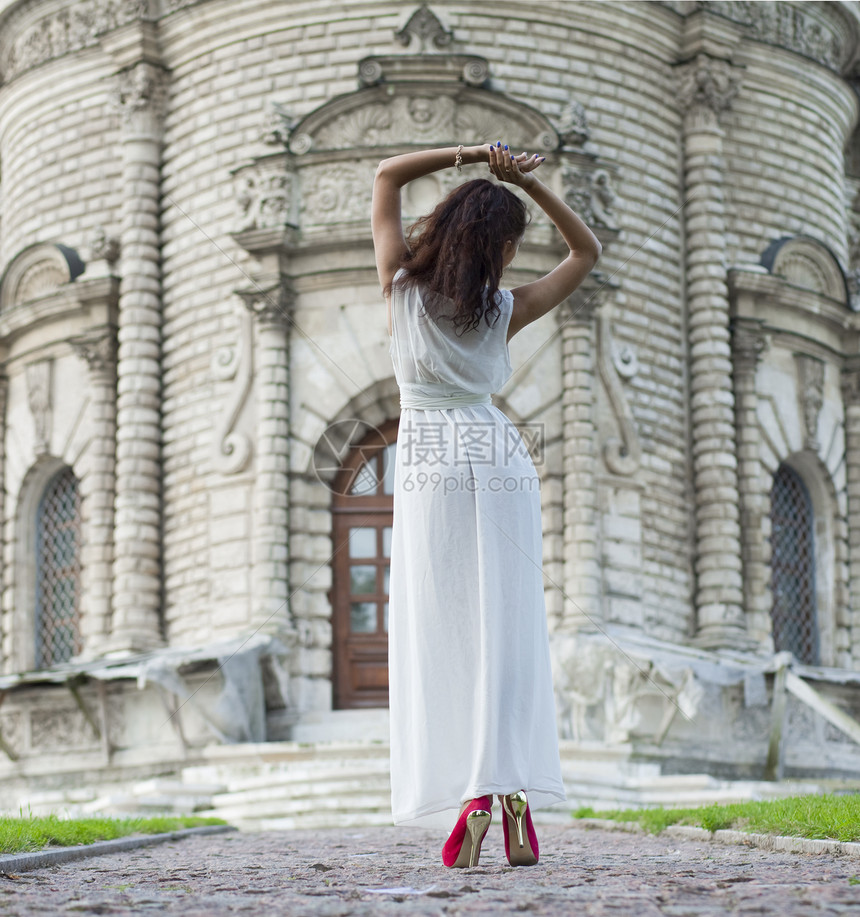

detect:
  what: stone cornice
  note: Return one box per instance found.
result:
[0,0,154,85]
[696,0,860,75]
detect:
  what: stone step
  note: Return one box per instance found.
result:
[209,773,390,809]
[203,790,391,824]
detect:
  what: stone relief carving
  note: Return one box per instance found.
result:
[766,236,847,303]
[236,165,296,232]
[597,309,641,476]
[2,1,150,82]
[732,319,768,373]
[87,226,120,265]
[302,163,375,227]
[0,713,23,758]
[561,164,619,233]
[13,262,68,304]
[701,1,846,73]
[30,706,100,749]
[557,101,590,148]
[261,102,297,147]
[211,305,254,475]
[795,353,825,452]
[675,53,741,116]
[0,243,84,312]
[290,89,558,155]
[394,4,454,51]
[69,328,117,375]
[112,61,168,129]
[26,360,53,456]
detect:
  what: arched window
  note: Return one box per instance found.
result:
[769,464,819,664]
[35,466,82,668]
[331,419,398,709]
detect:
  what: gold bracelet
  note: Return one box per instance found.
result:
[455,144,463,174]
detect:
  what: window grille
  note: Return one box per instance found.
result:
[769,464,819,665]
[35,467,82,668]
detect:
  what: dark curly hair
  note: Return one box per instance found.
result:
[391,179,528,333]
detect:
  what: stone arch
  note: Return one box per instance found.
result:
[761,236,848,305]
[0,242,85,312]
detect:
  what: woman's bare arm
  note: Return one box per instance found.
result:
[488,145,602,340]
[371,145,490,294]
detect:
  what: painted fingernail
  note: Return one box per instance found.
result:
[504,144,508,151]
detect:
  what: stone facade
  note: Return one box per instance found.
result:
[1,0,860,795]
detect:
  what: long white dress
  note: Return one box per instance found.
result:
[388,272,566,829]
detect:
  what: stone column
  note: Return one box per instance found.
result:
[732,317,770,648]
[676,52,748,649]
[240,286,294,638]
[557,291,601,630]
[0,373,8,670]
[109,61,167,651]
[841,362,860,665]
[70,329,118,658]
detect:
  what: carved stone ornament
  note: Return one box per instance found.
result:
[88,226,120,264]
[763,236,848,304]
[302,162,375,228]
[0,243,85,312]
[358,54,489,89]
[394,5,454,51]
[557,101,590,148]
[238,283,295,329]
[598,309,641,476]
[1,1,151,82]
[234,157,296,232]
[212,304,254,475]
[841,366,860,406]
[261,102,297,147]
[26,359,53,456]
[69,327,117,375]
[561,164,619,233]
[675,53,741,116]
[287,83,558,156]
[112,61,168,130]
[795,352,825,452]
[700,1,848,73]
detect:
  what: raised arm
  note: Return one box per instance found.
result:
[371,145,490,293]
[488,145,602,341]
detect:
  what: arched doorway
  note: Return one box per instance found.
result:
[331,419,398,708]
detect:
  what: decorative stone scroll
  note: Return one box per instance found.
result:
[211,305,254,475]
[598,308,641,477]
[394,5,454,51]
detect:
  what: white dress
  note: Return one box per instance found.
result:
[388,273,566,829]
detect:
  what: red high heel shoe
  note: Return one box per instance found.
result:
[442,796,492,868]
[500,791,539,866]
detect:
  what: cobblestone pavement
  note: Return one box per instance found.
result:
[1,823,859,916]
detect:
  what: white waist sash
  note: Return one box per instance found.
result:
[399,382,492,410]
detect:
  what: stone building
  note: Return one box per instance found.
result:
[1,0,860,819]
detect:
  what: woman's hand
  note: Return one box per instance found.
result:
[488,142,545,190]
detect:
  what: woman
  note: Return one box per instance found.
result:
[372,142,601,868]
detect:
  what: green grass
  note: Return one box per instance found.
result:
[573,793,860,843]
[0,814,226,855]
